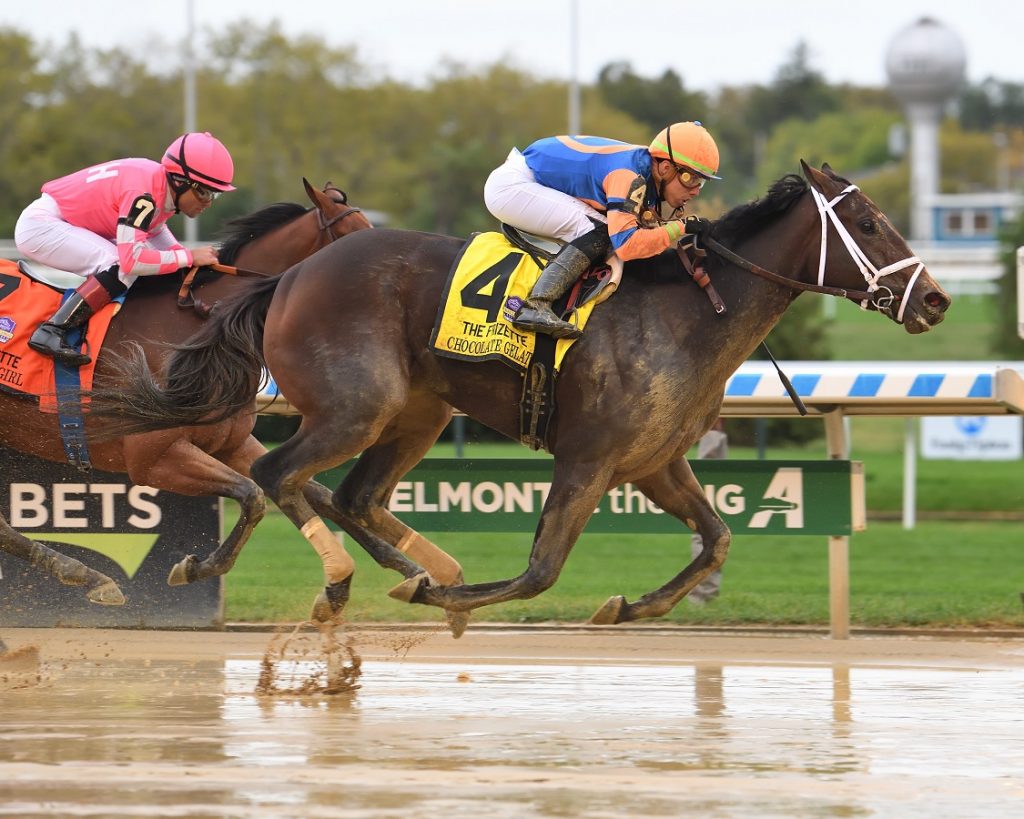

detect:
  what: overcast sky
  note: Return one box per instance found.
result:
[5,1,1023,91]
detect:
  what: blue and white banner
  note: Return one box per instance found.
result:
[921,415,1023,460]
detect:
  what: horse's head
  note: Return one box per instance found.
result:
[800,160,951,334]
[302,177,374,239]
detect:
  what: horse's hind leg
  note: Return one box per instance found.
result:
[296,397,456,581]
[333,398,459,582]
[0,513,125,605]
[329,399,473,634]
[393,459,613,620]
[249,406,397,624]
[590,456,730,625]
[121,429,265,586]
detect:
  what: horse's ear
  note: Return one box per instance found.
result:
[302,177,318,205]
[800,159,834,193]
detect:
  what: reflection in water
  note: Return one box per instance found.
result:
[833,664,852,733]
[0,650,1021,817]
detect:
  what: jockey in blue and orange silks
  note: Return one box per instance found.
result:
[484,121,721,339]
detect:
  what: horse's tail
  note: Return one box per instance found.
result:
[87,276,281,436]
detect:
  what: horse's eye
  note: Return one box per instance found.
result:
[858,219,878,235]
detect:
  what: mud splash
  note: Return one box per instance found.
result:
[0,643,44,690]
[255,622,362,696]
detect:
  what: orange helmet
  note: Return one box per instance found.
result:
[649,121,721,180]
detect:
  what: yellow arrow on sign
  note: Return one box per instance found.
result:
[33,533,160,579]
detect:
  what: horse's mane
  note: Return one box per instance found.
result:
[625,173,812,285]
[217,202,309,265]
[712,174,809,246]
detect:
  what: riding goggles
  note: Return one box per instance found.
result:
[675,166,708,190]
[188,180,222,202]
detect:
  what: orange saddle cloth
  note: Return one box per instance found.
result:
[0,259,120,412]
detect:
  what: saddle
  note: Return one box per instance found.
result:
[15,259,85,291]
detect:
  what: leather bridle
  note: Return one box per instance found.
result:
[316,186,363,244]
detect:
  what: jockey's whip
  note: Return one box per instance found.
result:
[760,342,808,417]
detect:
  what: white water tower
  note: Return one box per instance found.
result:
[885,17,966,242]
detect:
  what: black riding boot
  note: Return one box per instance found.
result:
[29,268,120,367]
[512,225,611,339]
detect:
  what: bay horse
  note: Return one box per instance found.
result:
[89,163,951,632]
[0,179,372,606]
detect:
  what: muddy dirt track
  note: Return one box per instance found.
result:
[2,626,1022,818]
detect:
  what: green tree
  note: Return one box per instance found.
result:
[756,108,900,191]
[0,28,50,231]
[959,79,1024,131]
[745,42,841,134]
[596,61,708,132]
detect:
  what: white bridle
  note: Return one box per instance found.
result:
[812,184,924,323]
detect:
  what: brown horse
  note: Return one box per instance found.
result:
[90,163,951,632]
[0,178,371,605]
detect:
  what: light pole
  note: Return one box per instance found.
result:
[567,0,580,135]
[183,0,198,243]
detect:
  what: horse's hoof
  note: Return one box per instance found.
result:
[589,595,627,625]
[388,572,430,604]
[310,590,334,624]
[167,555,198,586]
[87,581,126,606]
[445,610,471,639]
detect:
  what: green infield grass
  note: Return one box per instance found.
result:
[223,420,1023,629]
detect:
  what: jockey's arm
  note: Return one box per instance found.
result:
[115,192,192,276]
[602,169,686,262]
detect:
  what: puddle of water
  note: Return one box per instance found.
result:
[0,652,1021,818]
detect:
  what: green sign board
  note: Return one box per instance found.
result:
[361,459,858,536]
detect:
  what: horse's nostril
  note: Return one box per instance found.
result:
[924,291,949,311]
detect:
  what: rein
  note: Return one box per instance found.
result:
[702,235,876,302]
[176,262,274,316]
[177,193,362,316]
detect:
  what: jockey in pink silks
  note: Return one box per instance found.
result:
[14,131,235,366]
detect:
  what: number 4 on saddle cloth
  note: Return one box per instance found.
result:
[430,230,622,450]
[0,259,123,466]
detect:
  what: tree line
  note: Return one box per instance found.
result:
[2,21,1022,364]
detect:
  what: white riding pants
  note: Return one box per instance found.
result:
[14,194,171,288]
[484,148,606,243]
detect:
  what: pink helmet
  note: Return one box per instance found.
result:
[162,132,236,191]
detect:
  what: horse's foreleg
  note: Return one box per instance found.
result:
[392,460,612,621]
[122,431,265,586]
[591,457,729,624]
[0,513,125,605]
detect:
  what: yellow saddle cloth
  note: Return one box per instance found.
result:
[430,231,600,372]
